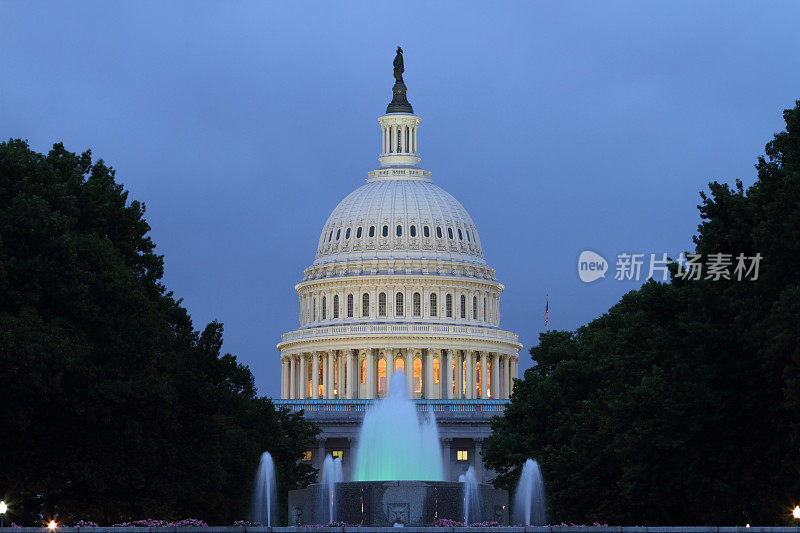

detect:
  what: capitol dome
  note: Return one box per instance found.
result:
[314,174,485,267]
[278,62,520,404]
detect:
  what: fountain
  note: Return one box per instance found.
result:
[287,372,509,525]
[354,371,443,481]
[459,466,480,525]
[250,451,277,526]
[513,458,546,525]
[319,455,343,523]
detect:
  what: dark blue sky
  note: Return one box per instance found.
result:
[3,2,799,398]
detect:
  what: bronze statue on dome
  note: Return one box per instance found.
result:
[393,46,404,83]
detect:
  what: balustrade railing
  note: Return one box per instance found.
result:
[280,323,519,343]
[273,398,509,414]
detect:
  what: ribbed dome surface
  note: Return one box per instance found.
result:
[314,177,485,266]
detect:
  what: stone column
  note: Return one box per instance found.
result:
[464,351,472,399]
[311,352,319,399]
[474,438,484,482]
[383,348,391,395]
[327,350,335,398]
[366,348,375,399]
[289,355,297,400]
[444,350,453,400]
[347,350,356,399]
[482,352,491,399]
[491,352,500,399]
[499,354,507,399]
[280,357,286,399]
[299,354,307,399]
[471,351,478,399]
[441,438,452,481]
[405,348,413,397]
[455,350,463,399]
[425,349,435,399]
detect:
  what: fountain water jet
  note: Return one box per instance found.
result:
[513,458,546,525]
[319,455,343,524]
[353,371,443,481]
[459,466,480,525]
[251,451,277,526]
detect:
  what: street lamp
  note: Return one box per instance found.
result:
[792,505,800,522]
[0,501,6,528]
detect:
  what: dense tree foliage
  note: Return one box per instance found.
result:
[0,140,318,525]
[485,101,800,525]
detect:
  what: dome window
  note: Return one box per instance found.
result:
[430,293,437,317]
[322,296,327,320]
[333,295,340,318]
[413,292,421,316]
[336,229,341,240]
[395,292,404,316]
[448,228,454,240]
[347,294,354,317]
[378,292,387,316]
[423,226,430,238]
[382,225,389,237]
[329,230,333,242]
[396,225,402,237]
[445,294,453,317]
[436,227,443,238]
[466,231,471,242]
[345,228,351,239]
[410,225,417,237]
[458,229,463,241]
[473,296,478,320]
[369,226,375,238]
[357,226,362,238]
[460,295,467,319]
[362,293,370,317]
[484,297,487,321]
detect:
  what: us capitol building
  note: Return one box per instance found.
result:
[274,49,521,483]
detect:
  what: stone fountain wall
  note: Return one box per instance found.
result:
[287,480,508,526]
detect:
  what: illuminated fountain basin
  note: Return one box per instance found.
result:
[288,372,508,526]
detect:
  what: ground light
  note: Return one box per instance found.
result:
[0,501,6,528]
[48,519,57,529]
[792,505,800,521]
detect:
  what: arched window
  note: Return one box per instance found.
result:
[460,295,466,319]
[369,226,375,238]
[433,357,440,384]
[347,294,354,318]
[430,293,437,317]
[329,230,333,242]
[448,227,454,239]
[345,228,351,239]
[473,296,478,320]
[466,230,471,242]
[458,228,463,240]
[395,356,404,374]
[436,226,442,238]
[410,225,417,237]
[483,297,487,321]
[378,292,387,316]
[396,225,402,237]
[360,358,366,383]
[446,293,453,317]
[357,226,363,238]
[395,292,404,316]
[322,296,327,320]
[423,225,430,238]
[333,295,339,318]
[413,292,421,316]
[378,358,387,396]
[413,358,422,394]
[313,298,317,321]
[382,225,389,237]
[336,229,341,240]
[362,293,370,317]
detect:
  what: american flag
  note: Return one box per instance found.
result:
[544,294,549,331]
